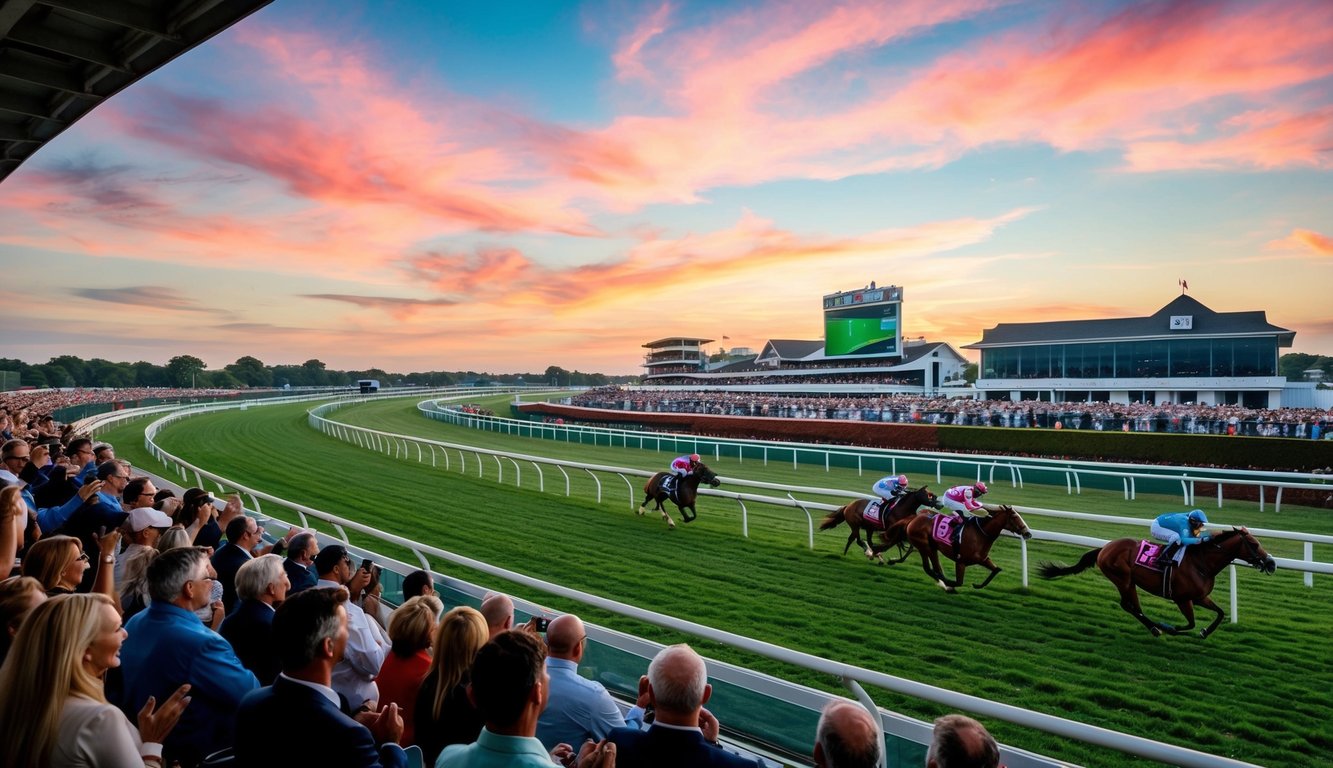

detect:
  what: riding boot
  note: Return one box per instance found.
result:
[1155,542,1179,568]
[953,515,964,550]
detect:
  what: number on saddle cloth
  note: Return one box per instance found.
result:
[863,499,884,528]
[1135,540,1168,571]
[930,514,958,547]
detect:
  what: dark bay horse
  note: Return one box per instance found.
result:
[819,486,941,564]
[637,462,721,529]
[894,505,1032,592]
[1037,528,1276,638]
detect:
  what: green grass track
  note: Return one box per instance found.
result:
[99,396,1333,767]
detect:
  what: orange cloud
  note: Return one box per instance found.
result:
[1267,228,1333,255]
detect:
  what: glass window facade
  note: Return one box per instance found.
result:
[980,338,1276,379]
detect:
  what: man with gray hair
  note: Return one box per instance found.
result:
[221,553,291,683]
[926,714,1002,768]
[608,644,762,767]
[814,700,881,768]
[117,546,260,767]
[283,530,320,593]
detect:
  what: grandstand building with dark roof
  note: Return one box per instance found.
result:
[965,294,1295,407]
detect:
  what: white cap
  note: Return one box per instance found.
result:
[128,506,173,532]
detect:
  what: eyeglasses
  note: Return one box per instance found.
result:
[3,455,28,463]
[76,552,90,562]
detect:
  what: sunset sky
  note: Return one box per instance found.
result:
[1,0,1330,375]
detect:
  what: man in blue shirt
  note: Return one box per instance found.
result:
[117,546,259,766]
[537,613,643,750]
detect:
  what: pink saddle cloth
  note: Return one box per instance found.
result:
[1135,540,1167,572]
[931,514,958,547]
[863,500,885,528]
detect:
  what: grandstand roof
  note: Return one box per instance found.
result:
[965,295,1295,348]
[0,0,272,185]
[757,339,824,362]
[642,337,713,348]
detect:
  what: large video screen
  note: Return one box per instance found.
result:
[824,303,899,356]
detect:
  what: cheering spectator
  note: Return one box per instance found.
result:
[0,575,45,666]
[314,545,389,709]
[219,554,290,684]
[0,593,192,768]
[376,594,442,746]
[415,606,489,764]
[212,515,264,615]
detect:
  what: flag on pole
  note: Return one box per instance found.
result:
[1179,279,1188,293]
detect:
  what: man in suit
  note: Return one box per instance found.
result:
[212,514,263,615]
[235,587,407,767]
[813,700,880,768]
[283,531,319,594]
[607,644,762,768]
[219,554,290,684]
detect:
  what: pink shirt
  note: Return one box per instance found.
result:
[944,485,984,511]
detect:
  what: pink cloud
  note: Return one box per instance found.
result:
[1267,228,1333,255]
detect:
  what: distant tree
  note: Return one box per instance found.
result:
[48,355,89,386]
[87,359,134,388]
[131,361,170,387]
[165,355,207,388]
[37,363,74,388]
[1279,353,1333,381]
[963,362,978,384]
[225,356,272,387]
[204,369,241,388]
[301,359,329,386]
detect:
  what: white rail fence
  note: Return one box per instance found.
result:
[97,392,1274,768]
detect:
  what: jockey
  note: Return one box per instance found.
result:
[872,474,909,504]
[665,453,700,493]
[1151,509,1211,566]
[941,482,992,521]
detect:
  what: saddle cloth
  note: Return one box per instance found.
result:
[1135,540,1167,572]
[863,499,885,529]
[931,514,958,547]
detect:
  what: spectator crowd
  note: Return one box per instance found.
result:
[1,394,1011,767]
[571,387,1333,440]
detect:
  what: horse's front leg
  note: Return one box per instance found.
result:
[1158,600,1198,636]
[681,504,696,523]
[1194,596,1226,639]
[971,557,1003,589]
[637,493,652,516]
[660,506,676,529]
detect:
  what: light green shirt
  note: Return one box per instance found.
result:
[436,727,553,768]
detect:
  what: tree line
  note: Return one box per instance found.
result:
[0,355,631,390]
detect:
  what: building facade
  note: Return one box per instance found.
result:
[965,295,1295,407]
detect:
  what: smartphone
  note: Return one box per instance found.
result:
[532,617,550,632]
[360,558,374,573]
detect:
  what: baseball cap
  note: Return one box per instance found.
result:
[128,506,173,532]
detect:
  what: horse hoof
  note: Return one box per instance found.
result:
[636,507,645,516]
[1150,627,1162,637]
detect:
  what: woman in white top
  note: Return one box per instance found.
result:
[0,593,192,767]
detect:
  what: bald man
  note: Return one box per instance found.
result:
[480,593,515,639]
[814,700,881,768]
[536,614,644,751]
[607,644,762,768]
[926,714,1001,768]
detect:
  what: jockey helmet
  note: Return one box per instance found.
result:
[896,474,908,486]
[973,481,988,495]
[689,453,700,462]
[1188,509,1208,525]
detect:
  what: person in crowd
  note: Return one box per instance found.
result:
[234,587,408,767]
[212,515,264,615]
[116,546,259,766]
[436,630,572,768]
[2,485,28,577]
[116,504,172,584]
[1151,509,1212,568]
[2,439,100,533]
[119,547,158,619]
[871,474,909,506]
[156,526,225,628]
[177,489,222,549]
[813,700,880,768]
[156,525,192,552]
[925,714,1002,768]
[283,531,320,593]
[415,605,490,764]
[607,643,761,767]
[314,544,389,709]
[65,438,98,485]
[0,593,192,768]
[219,554,290,684]
[537,613,644,750]
[0,575,46,666]
[376,594,442,746]
[93,443,116,464]
[23,533,118,606]
[665,453,701,494]
[401,568,434,600]
[480,592,516,639]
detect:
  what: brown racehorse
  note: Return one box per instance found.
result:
[1037,527,1276,638]
[819,486,941,564]
[636,462,721,529]
[893,505,1032,592]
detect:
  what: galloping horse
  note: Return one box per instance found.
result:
[637,462,721,529]
[1038,528,1275,638]
[894,505,1032,592]
[819,486,941,564]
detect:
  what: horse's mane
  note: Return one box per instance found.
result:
[1209,527,1249,544]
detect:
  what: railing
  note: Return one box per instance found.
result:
[432,401,1333,513]
[125,393,1268,768]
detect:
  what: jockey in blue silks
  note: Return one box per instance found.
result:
[1151,509,1211,566]
[872,474,909,505]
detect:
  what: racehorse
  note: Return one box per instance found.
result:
[1037,528,1276,638]
[637,462,721,529]
[893,505,1032,592]
[819,486,941,564]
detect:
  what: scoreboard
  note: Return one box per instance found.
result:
[822,285,903,357]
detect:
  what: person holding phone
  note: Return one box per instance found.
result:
[313,545,389,709]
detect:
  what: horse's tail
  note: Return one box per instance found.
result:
[1037,547,1102,579]
[819,505,847,531]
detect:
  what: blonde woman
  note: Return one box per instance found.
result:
[0,575,46,666]
[377,594,443,746]
[414,605,489,763]
[2,485,27,577]
[23,534,90,596]
[0,593,191,767]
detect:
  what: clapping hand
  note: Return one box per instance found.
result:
[137,684,192,745]
[576,739,617,768]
